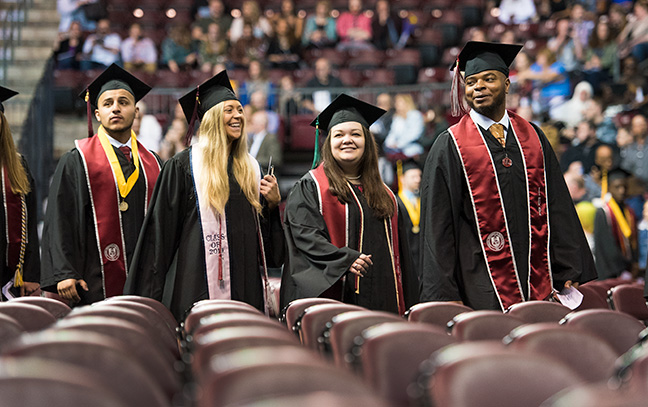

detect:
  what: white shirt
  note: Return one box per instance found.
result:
[249,130,267,158]
[106,133,132,149]
[470,109,510,142]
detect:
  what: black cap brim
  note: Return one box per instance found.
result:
[78,63,152,107]
[607,167,632,182]
[452,41,523,78]
[178,70,238,124]
[310,94,386,132]
[0,86,18,113]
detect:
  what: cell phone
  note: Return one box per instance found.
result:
[267,156,274,177]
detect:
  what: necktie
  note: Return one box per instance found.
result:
[489,123,506,148]
[119,146,131,162]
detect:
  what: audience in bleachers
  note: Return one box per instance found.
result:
[80,18,121,70]
[193,0,232,38]
[121,23,158,74]
[229,0,273,44]
[198,22,229,75]
[302,57,344,113]
[383,93,424,159]
[229,23,268,68]
[161,23,200,73]
[266,18,302,70]
[53,20,85,70]
[302,0,337,49]
[336,0,373,51]
[272,0,304,43]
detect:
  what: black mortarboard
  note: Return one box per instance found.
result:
[607,167,632,183]
[449,41,523,117]
[309,94,385,168]
[79,63,152,137]
[0,86,18,114]
[178,70,238,145]
[401,159,422,174]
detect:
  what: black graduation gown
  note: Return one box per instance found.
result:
[124,148,284,322]
[279,175,419,313]
[41,146,152,304]
[396,195,421,274]
[593,205,635,280]
[0,156,40,298]
[419,122,597,310]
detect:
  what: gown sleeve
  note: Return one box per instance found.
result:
[22,157,40,284]
[124,156,188,300]
[40,151,88,291]
[279,175,361,306]
[593,208,623,280]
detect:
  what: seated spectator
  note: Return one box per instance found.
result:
[248,110,283,173]
[498,29,518,45]
[336,0,373,51]
[277,74,305,119]
[132,101,163,154]
[584,98,618,145]
[497,0,537,24]
[53,20,85,69]
[547,17,582,75]
[509,50,534,104]
[617,0,648,62]
[121,23,158,74]
[383,93,424,159]
[420,105,449,151]
[238,60,275,108]
[582,16,618,87]
[229,0,273,44]
[266,18,302,70]
[159,118,188,162]
[229,23,268,68]
[80,18,120,71]
[594,167,639,279]
[561,119,600,173]
[584,143,616,202]
[609,3,628,35]
[569,3,595,48]
[467,27,488,42]
[369,92,394,145]
[371,0,402,50]
[302,57,344,113]
[273,0,304,42]
[621,114,648,184]
[554,81,594,128]
[619,56,647,102]
[199,22,229,74]
[245,90,280,135]
[57,0,99,32]
[161,23,200,73]
[302,0,337,48]
[518,48,571,119]
[194,0,232,39]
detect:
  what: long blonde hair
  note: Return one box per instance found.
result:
[0,112,30,195]
[197,102,262,215]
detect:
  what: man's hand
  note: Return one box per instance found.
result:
[57,278,89,303]
[349,254,373,277]
[20,282,40,297]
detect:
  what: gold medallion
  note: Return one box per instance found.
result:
[119,200,129,212]
[412,225,420,234]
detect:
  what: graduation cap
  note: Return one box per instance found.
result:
[78,63,152,138]
[449,41,523,117]
[0,86,18,114]
[401,159,422,174]
[178,70,238,145]
[309,94,386,168]
[607,167,632,183]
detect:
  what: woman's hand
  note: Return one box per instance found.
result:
[260,174,281,209]
[348,254,373,277]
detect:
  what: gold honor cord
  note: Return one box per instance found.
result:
[608,198,633,239]
[97,126,140,200]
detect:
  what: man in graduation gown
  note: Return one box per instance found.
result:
[396,159,422,273]
[0,87,40,299]
[419,42,596,311]
[41,64,160,305]
[594,167,639,280]
[124,71,284,322]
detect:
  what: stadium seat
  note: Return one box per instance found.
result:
[449,310,525,341]
[430,9,463,47]
[406,301,472,327]
[0,314,23,352]
[184,302,262,335]
[358,322,458,406]
[0,302,57,332]
[282,297,342,332]
[422,352,583,407]
[4,330,172,407]
[505,323,619,383]
[417,67,451,83]
[608,284,648,321]
[361,68,395,86]
[335,68,363,87]
[325,310,403,369]
[287,114,319,151]
[544,383,648,407]
[505,301,571,323]
[228,392,390,407]
[574,285,610,310]
[561,309,645,356]
[108,295,178,331]
[298,303,365,350]
[190,312,285,343]
[11,296,71,319]
[455,0,483,27]
[347,50,385,70]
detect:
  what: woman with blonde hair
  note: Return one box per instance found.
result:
[280,94,419,314]
[125,71,284,321]
[383,93,424,158]
[0,87,40,298]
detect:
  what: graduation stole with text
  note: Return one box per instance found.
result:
[448,111,552,310]
[2,166,26,285]
[310,165,406,315]
[76,127,160,298]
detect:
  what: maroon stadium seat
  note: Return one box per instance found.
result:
[108,295,178,331]
[299,303,364,350]
[190,312,285,343]
[544,383,648,407]
[574,285,610,310]
[561,309,645,355]
[505,323,618,383]
[0,314,23,352]
[406,301,472,327]
[449,310,525,341]
[0,302,56,332]
[288,114,318,151]
[11,296,71,319]
[184,301,262,335]
[358,322,458,406]
[608,284,648,321]
[505,300,571,323]
[282,297,342,333]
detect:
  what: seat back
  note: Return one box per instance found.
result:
[0,302,57,332]
[184,302,261,335]
[0,313,23,352]
[574,285,610,310]
[406,301,472,326]
[506,301,571,323]
[609,284,648,320]
[190,312,285,343]
[282,297,342,333]
[11,296,72,319]
[543,382,648,407]
[561,309,645,355]
[299,303,364,350]
[450,310,525,341]
[359,322,458,406]
[108,295,178,331]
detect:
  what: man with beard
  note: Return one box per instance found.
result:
[419,42,596,311]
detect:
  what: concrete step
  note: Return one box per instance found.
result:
[4,64,47,84]
[2,46,53,62]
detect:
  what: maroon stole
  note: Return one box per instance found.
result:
[76,136,160,298]
[310,165,406,315]
[2,167,23,273]
[448,111,551,310]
